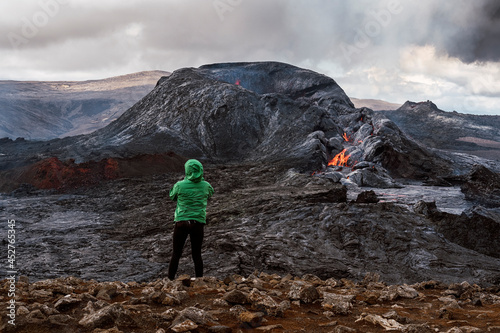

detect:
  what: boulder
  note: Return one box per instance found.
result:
[170,320,198,333]
[78,303,134,329]
[379,285,419,301]
[460,164,500,207]
[321,293,355,315]
[238,311,264,328]
[287,281,320,303]
[248,288,283,316]
[355,190,379,203]
[347,168,401,188]
[54,296,81,312]
[223,289,249,304]
[171,306,214,327]
[355,313,404,330]
[428,206,500,259]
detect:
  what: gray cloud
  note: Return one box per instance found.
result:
[0,0,499,114]
[417,0,500,63]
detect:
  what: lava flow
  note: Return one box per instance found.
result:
[328,149,351,167]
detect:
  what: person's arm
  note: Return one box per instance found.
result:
[207,183,214,199]
[169,183,179,201]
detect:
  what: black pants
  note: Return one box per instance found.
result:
[168,220,204,280]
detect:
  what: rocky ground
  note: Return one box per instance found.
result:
[1,271,500,333]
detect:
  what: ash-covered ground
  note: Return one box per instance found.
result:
[1,162,499,286]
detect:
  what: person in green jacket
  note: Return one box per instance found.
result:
[168,159,214,280]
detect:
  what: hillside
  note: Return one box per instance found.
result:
[379,101,500,161]
[351,98,401,111]
[0,70,169,140]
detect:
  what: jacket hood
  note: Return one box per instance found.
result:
[184,159,204,182]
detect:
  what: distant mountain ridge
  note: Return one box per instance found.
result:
[379,101,500,161]
[351,97,401,110]
[0,70,170,140]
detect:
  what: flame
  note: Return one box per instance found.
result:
[342,132,351,142]
[328,149,351,167]
[235,79,241,85]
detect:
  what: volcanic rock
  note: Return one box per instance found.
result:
[356,313,405,330]
[321,293,355,315]
[378,284,419,301]
[363,114,453,179]
[223,289,249,304]
[238,311,264,328]
[171,306,214,326]
[347,167,402,188]
[248,288,284,316]
[413,200,442,218]
[433,206,500,259]
[379,100,500,161]
[54,296,81,312]
[48,314,75,326]
[287,281,320,304]
[460,164,500,207]
[355,190,379,203]
[170,319,197,333]
[415,200,500,259]
[78,303,134,329]
[4,162,500,286]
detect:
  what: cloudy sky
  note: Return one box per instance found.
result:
[1,0,499,115]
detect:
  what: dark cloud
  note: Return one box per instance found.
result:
[437,0,500,63]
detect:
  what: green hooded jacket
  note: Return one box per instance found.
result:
[169,159,214,223]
